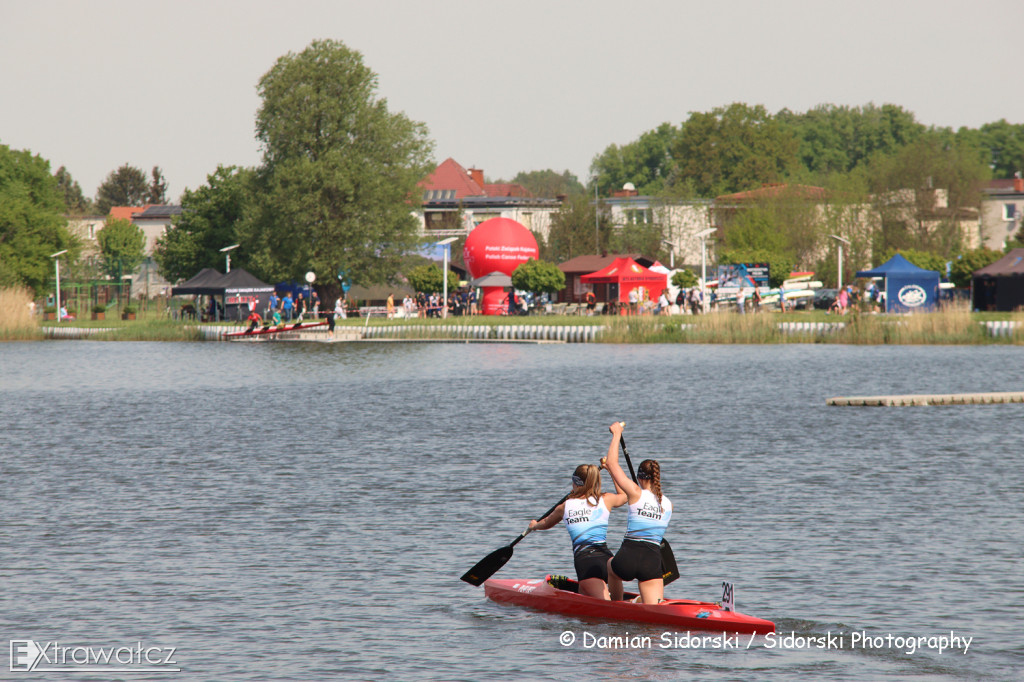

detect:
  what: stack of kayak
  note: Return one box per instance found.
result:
[484,575,774,634]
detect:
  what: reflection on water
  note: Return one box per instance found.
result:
[1,341,1021,680]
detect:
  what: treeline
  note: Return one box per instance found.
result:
[588,103,1023,201]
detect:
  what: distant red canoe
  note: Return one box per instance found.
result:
[224,320,327,337]
[484,576,774,634]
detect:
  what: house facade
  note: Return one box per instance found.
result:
[65,204,181,298]
[980,177,1024,249]
[417,158,562,240]
[603,186,714,266]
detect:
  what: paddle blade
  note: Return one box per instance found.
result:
[661,539,680,585]
[461,545,514,586]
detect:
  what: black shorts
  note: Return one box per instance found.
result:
[573,544,613,582]
[610,539,663,582]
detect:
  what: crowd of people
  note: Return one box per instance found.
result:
[529,422,672,603]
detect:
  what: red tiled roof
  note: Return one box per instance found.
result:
[558,253,644,274]
[420,158,484,199]
[716,183,829,202]
[108,205,149,221]
[484,183,532,198]
[419,158,533,199]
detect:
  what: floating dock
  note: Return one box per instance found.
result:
[827,392,1024,406]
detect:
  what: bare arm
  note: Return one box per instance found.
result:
[529,503,565,531]
[604,422,641,504]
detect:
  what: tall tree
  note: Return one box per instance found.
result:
[507,169,584,198]
[0,144,75,292]
[668,103,800,197]
[54,166,94,215]
[868,132,988,257]
[540,194,612,261]
[591,122,680,196]
[96,217,145,279]
[147,166,169,204]
[154,166,253,282]
[96,163,148,214]
[242,39,434,285]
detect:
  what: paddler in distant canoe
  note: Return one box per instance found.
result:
[528,449,628,600]
[602,421,673,604]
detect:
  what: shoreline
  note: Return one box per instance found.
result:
[6,309,1022,344]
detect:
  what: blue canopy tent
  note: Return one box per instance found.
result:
[856,254,940,313]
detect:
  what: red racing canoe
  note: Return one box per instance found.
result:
[484,575,774,634]
[224,320,327,337]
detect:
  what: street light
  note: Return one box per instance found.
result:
[829,235,851,290]
[220,244,240,272]
[660,239,675,269]
[696,228,715,314]
[436,236,458,318]
[50,250,68,323]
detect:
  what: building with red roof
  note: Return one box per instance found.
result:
[417,158,560,239]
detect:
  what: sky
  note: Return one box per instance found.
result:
[3,0,1023,202]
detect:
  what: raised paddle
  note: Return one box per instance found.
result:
[460,492,571,586]
[619,432,680,585]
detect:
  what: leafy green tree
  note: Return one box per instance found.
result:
[54,166,94,215]
[0,144,75,292]
[507,169,584,198]
[146,166,168,204]
[671,269,698,288]
[541,193,612,261]
[949,247,1002,287]
[511,259,565,294]
[242,39,433,286]
[668,103,800,197]
[96,164,148,214]
[777,103,924,177]
[868,132,988,258]
[406,263,456,293]
[154,166,252,282]
[959,119,1024,179]
[97,217,145,279]
[591,123,680,196]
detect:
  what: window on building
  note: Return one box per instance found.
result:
[1004,203,1017,221]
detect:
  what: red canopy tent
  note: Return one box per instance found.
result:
[581,256,668,303]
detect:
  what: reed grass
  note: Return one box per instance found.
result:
[0,288,42,340]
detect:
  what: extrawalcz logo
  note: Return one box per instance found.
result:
[897,284,927,308]
[10,639,180,673]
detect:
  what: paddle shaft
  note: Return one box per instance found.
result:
[510,492,571,548]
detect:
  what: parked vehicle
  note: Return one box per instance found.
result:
[813,288,838,310]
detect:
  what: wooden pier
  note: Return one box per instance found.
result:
[827,392,1024,406]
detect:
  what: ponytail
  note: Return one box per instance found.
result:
[638,459,663,509]
[570,464,603,506]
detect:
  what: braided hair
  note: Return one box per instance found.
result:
[637,459,663,509]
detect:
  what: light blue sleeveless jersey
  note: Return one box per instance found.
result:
[563,496,610,556]
[623,489,672,545]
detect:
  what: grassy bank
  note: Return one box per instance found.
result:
[0,288,42,341]
[18,302,1024,344]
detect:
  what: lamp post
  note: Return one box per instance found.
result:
[50,249,68,322]
[436,236,458,318]
[829,235,851,291]
[696,228,715,314]
[220,244,240,273]
[593,178,600,254]
[660,239,675,269]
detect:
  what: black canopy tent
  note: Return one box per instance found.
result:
[972,248,1024,311]
[171,268,274,321]
[169,268,223,296]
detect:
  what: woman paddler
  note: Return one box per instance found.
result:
[603,421,673,603]
[528,454,627,599]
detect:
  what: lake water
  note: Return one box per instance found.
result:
[1,341,1021,680]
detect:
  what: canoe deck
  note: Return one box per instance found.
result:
[484,576,774,634]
